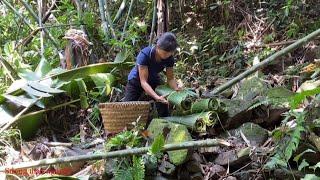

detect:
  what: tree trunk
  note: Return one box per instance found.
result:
[157,0,169,38]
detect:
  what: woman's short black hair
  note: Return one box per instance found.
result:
[156,32,178,52]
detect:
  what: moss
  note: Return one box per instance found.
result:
[236,76,267,101]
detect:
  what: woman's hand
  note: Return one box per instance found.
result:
[156,95,169,104]
[174,86,183,91]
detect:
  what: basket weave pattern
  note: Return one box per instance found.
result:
[99,101,150,133]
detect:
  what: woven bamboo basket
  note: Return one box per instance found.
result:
[99,101,150,133]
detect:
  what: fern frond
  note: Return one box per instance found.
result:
[132,156,145,180]
[265,111,306,169]
[114,169,133,180]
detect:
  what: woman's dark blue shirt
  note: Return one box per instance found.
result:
[128,46,174,87]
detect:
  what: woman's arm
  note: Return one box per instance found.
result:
[139,65,168,103]
[166,67,180,91]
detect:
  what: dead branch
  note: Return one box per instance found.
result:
[0,138,230,171]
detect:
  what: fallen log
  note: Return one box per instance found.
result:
[0,138,230,171]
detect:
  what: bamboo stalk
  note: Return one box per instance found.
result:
[98,0,110,39]
[208,28,320,96]
[113,0,126,23]
[38,0,45,60]
[149,0,157,45]
[0,138,230,171]
[19,0,59,49]
[104,0,117,39]
[120,0,134,41]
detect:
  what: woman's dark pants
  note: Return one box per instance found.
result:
[123,78,169,117]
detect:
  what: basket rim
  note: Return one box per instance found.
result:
[99,101,150,106]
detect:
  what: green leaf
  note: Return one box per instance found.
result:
[35,57,52,78]
[52,62,123,82]
[80,92,89,109]
[17,111,44,140]
[75,79,88,93]
[21,86,52,97]
[90,73,115,87]
[290,88,320,109]
[18,69,40,81]
[28,81,64,94]
[132,156,145,180]
[114,50,129,63]
[0,56,19,80]
[0,104,13,126]
[294,149,316,162]
[114,169,133,180]
[298,159,309,171]
[0,95,4,103]
[60,80,80,99]
[6,79,27,94]
[3,94,37,107]
[90,73,115,95]
[150,134,165,155]
[3,41,14,57]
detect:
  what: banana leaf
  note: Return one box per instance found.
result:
[164,111,218,132]
[155,85,175,97]
[0,102,42,139]
[50,62,129,82]
[0,104,13,126]
[200,111,219,126]
[163,113,207,133]
[167,90,195,110]
[191,98,226,113]
[156,85,197,111]
[16,111,44,140]
[3,94,37,107]
[28,81,64,94]
[171,109,191,116]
